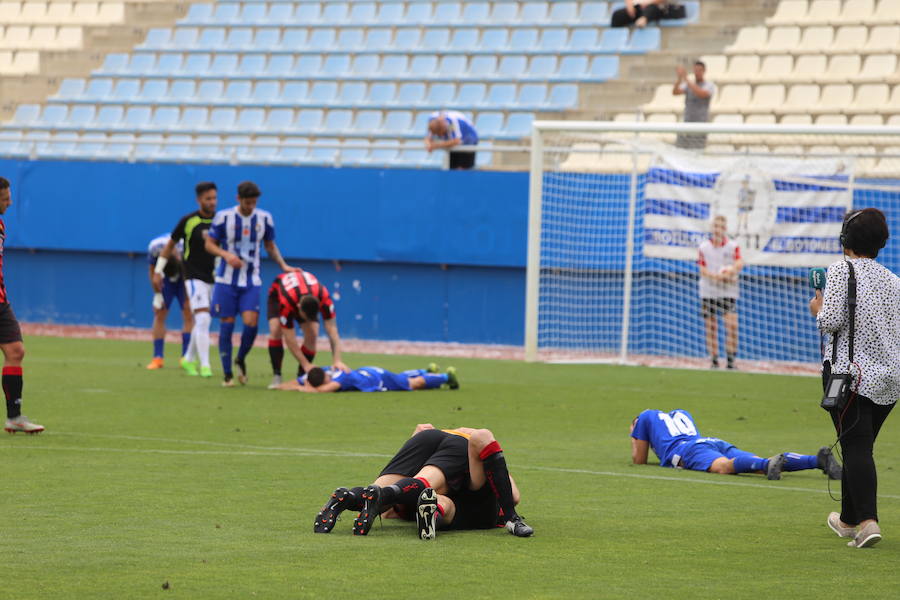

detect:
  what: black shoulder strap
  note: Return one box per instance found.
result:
[832,261,857,365]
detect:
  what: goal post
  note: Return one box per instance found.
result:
[525,120,900,372]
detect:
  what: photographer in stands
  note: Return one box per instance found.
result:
[809,208,900,549]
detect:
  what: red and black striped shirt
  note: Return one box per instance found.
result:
[270,270,334,323]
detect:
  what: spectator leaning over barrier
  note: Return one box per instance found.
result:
[673,60,716,150]
[611,0,673,28]
[425,110,479,170]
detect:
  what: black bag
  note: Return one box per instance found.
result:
[662,3,687,19]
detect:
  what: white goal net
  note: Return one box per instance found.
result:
[525,121,900,373]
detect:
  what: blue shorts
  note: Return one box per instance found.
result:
[677,438,757,472]
[379,370,413,391]
[161,278,186,310]
[211,283,261,319]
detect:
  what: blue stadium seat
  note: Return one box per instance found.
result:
[296,109,324,132]
[547,84,578,108]
[589,56,618,80]
[323,110,352,134]
[306,139,338,165]
[238,55,266,77]
[568,28,598,51]
[198,28,226,49]
[124,106,153,130]
[250,81,278,105]
[369,145,399,165]
[267,55,293,76]
[350,2,376,23]
[375,2,402,23]
[490,2,518,22]
[340,146,369,165]
[405,3,432,24]
[599,28,629,52]
[322,54,350,76]
[264,109,294,132]
[281,29,307,50]
[170,27,199,50]
[240,4,267,24]
[409,55,438,79]
[151,107,179,130]
[192,134,225,162]
[461,2,489,22]
[211,54,239,77]
[83,79,114,101]
[294,3,320,23]
[425,83,455,106]
[558,55,588,79]
[396,82,426,106]
[168,80,196,102]
[488,84,517,107]
[338,28,364,51]
[439,55,468,78]
[131,135,161,160]
[383,110,413,136]
[294,55,322,77]
[209,108,237,131]
[339,82,367,105]
[548,1,578,23]
[275,137,309,164]
[236,108,265,131]
[481,28,508,52]
[197,80,225,103]
[54,78,85,100]
[227,28,254,50]
[141,28,170,49]
[498,56,527,79]
[184,4,212,24]
[111,79,140,101]
[321,2,348,23]
[99,53,129,74]
[353,110,383,132]
[254,29,280,50]
[156,54,183,75]
[225,81,252,103]
[579,2,609,22]
[365,28,392,50]
[450,28,478,52]
[125,54,155,75]
[539,28,568,51]
[412,110,433,134]
[309,82,338,104]
[211,3,240,24]
[381,56,409,77]
[159,134,195,163]
[73,134,106,159]
[456,83,486,107]
[504,113,534,137]
[245,136,282,164]
[38,105,68,127]
[68,105,96,127]
[394,28,421,50]
[183,54,212,76]
[421,28,450,51]
[36,132,79,158]
[433,2,461,23]
[308,28,336,50]
[369,83,396,105]
[469,55,496,78]
[267,3,294,23]
[475,112,504,138]
[103,133,134,157]
[140,80,169,102]
[352,54,379,76]
[509,29,538,52]
[623,28,661,54]
[282,82,308,103]
[529,56,557,79]
[180,108,209,130]
[519,1,548,23]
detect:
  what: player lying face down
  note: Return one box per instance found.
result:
[276,364,459,393]
[630,409,842,480]
[313,424,533,539]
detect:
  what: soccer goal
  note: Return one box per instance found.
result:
[525,120,900,373]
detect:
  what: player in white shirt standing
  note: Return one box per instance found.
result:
[205,181,299,387]
[698,215,743,369]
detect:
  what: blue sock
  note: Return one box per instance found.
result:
[783,452,817,472]
[422,374,448,389]
[152,338,164,358]
[181,332,190,356]
[219,320,235,376]
[732,455,769,474]
[237,325,258,361]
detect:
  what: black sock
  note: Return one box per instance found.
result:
[380,477,428,508]
[297,346,316,377]
[482,447,519,522]
[268,341,284,376]
[3,366,22,419]
[345,486,365,511]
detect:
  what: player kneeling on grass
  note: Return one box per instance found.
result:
[630,409,842,480]
[313,424,532,539]
[277,363,458,393]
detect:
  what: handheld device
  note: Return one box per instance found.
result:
[809,267,826,290]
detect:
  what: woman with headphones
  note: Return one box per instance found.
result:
[809,208,900,548]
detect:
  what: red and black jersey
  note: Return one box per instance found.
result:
[270,270,334,323]
[0,218,7,304]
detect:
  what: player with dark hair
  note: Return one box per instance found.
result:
[145,233,192,370]
[205,181,298,386]
[698,215,742,369]
[630,409,841,480]
[313,424,533,539]
[154,181,218,377]
[0,176,44,434]
[265,269,349,389]
[278,364,458,393]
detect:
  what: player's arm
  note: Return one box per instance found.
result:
[152,238,178,292]
[204,234,243,269]
[428,137,461,150]
[281,324,315,373]
[263,239,298,272]
[673,65,686,95]
[322,317,349,372]
[632,437,650,464]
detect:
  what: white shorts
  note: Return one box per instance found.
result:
[185,279,212,312]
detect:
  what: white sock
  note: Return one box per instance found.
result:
[194,311,212,369]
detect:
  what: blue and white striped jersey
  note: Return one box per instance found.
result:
[208,207,276,288]
[147,233,183,281]
[429,110,479,145]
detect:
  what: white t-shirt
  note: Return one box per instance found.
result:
[698,237,741,299]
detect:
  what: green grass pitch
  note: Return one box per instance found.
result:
[3,335,900,599]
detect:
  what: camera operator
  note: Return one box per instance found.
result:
[809,208,900,549]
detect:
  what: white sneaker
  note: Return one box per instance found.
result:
[267,375,283,390]
[848,521,882,548]
[4,415,45,434]
[827,512,857,538]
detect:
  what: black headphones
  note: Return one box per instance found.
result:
[839,210,863,249]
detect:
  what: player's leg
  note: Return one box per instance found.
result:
[406,367,451,390]
[147,304,168,369]
[233,286,261,385]
[212,283,238,385]
[314,484,375,533]
[1,304,42,433]
[264,286,285,388]
[702,300,719,368]
[467,429,532,536]
[178,283,193,359]
[297,321,318,377]
[186,280,213,377]
[720,442,784,480]
[416,487,442,540]
[723,305,738,370]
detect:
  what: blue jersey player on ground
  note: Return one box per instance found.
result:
[630,409,842,480]
[204,181,299,387]
[278,364,460,393]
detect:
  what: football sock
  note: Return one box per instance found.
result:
[268,339,284,376]
[3,366,23,419]
[237,325,258,361]
[344,487,366,511]
[219,320,235,376]
[152,338,164,358]
[481,442,519,521]
[181,332,191,356]
[732,455,769,474]
[783,452,817,471]
[297,345,316,377]
[422,374,448,389]
[194,311,212,368]
[380,477,429,508]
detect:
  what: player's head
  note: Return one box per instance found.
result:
[693,60,706,80]
[0,177,10,215]
[237,181,261,215]
[298,294,320,323]
[711,215,727,240]
[306,367,330,387]
[841,208,889,258]
[428,117,447,137]
[195,181,217,217]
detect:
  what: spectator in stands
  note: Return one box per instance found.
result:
[673,61,716,150]
[611,0,674,28]
[425,111,478,170]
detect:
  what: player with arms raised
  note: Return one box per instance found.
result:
[698,215,742,369]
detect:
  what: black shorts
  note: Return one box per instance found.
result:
[701,298,736,319]
[379,429,470,493]
[445,486,501,531]
[449,151,476,170]
[0,303,22,344]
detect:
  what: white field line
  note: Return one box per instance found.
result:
[5,431,900,501]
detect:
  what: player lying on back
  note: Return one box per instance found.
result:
[630,409,842,480]
[313,424,532,539]
[277,364,459,393]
